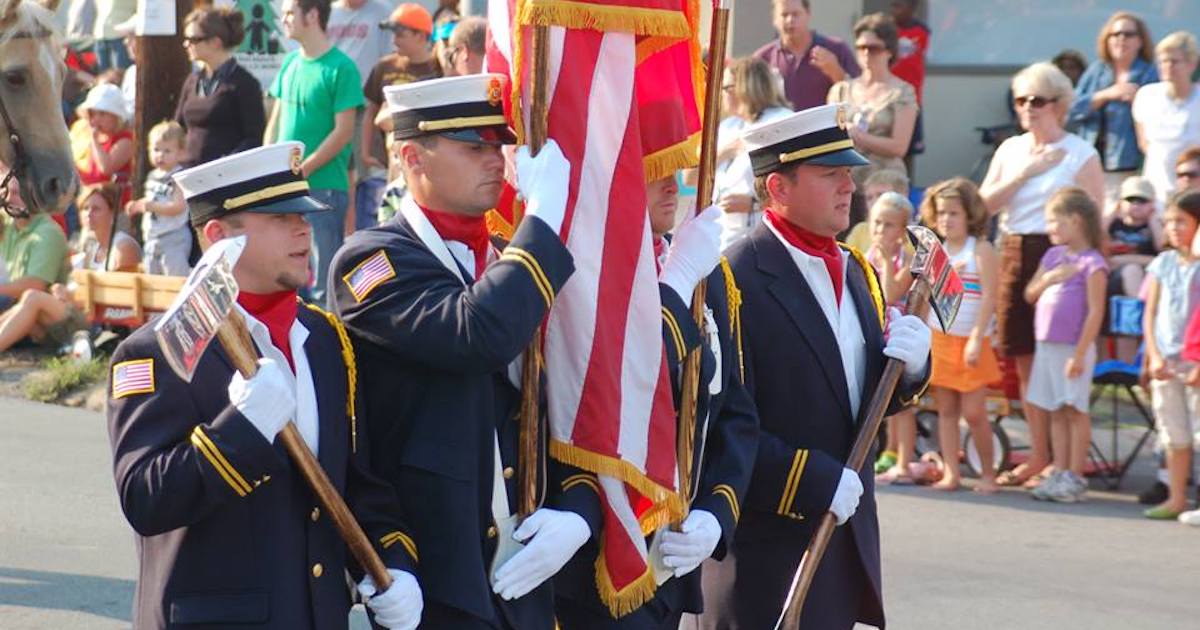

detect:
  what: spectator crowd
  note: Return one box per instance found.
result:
[1,0,1199,524]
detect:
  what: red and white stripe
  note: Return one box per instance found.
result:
[488,0,680,609]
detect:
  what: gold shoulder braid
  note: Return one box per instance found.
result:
[718,257,745,382]
[840,244,886,330]
[304,302,359,452]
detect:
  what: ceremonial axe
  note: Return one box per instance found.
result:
[155,236,393,591]
[774,225,963,629]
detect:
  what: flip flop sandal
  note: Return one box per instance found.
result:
[1144,505,1184,520]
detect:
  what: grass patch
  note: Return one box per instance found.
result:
[23,356,107,403]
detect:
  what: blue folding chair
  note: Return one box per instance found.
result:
[1089,296,1156,489]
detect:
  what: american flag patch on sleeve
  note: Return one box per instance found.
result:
[343,249,396,302]
[112,359,155,399]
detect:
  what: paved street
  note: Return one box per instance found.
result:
[1,396,1196,629]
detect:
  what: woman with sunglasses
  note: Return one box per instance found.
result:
[981,62,1104,489]
[174,7,266,168]
[828,12,917,193]
[1069,11,1158,211]
[1133,31,1200,205]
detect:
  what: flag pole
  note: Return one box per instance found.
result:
[676,0,732,520]
[517,23,552,517]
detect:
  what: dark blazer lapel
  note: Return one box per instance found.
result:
[298,308,339,474]
[844,254,885,424]
[752,226,853,420]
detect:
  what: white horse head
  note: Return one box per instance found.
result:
[0,0,76,215]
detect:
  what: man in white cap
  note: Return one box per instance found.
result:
[329,74,594,629]
[687,104,931,629]
[106,142,422,630]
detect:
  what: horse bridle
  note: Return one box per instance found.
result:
[0,23,56,220]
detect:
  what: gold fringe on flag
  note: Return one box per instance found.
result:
[643,131,700,183]
[595,547,660,618]
[520,0,691,38]
[550,439,687,525]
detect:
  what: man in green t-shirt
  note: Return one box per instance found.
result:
[0,180,68,312]
[266,0,364,307]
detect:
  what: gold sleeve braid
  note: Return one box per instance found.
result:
[304,303,358,453]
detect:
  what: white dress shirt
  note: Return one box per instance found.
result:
[765,222,867,420]
[239,304,320,456]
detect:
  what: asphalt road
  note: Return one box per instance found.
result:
[1,397,1196,629]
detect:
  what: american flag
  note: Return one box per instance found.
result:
[488,0,702,615]
[112,359,155,399]
[343,250,396,302]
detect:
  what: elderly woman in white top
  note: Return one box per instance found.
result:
[980,62,1104,488]
[711,56,791,250]
[1133,31,1200,205]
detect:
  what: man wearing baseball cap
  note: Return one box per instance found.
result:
[357,2,442,229]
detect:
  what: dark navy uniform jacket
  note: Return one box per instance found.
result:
[554,259,759,628]
[107,304,417,630]
[330,210,600,630]
[690,222,928,630]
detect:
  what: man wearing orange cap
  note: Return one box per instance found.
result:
[358,3,443,229]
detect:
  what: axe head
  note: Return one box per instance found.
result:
[905,225,964,333]
[154,236,247,382]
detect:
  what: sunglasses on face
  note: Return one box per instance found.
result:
[1123,196,1151,204]
[1013,95,1058,109]
[1108,30,1140,40]
[182,34,211,44]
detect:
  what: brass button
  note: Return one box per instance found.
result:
[312,563,323,578]
[310,507,320,522]
[487,526,498,539]
[503,467,515,480]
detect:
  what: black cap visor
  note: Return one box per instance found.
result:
[803,147,870,168]
[241,193,332,215]
[437,126,518,146]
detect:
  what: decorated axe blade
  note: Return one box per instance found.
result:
[154,236,247,382]
[905,225,964,333]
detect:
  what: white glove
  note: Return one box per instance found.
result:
[660,205,723,306]
[491,508,590,600]
[515,139,570,235]
[657,509,722,578]
[883,307,932,380]
[227,358,295,443]
[828,468,864,526]
[357,569,422,630]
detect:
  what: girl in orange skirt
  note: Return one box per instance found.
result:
[921,179,1003,492]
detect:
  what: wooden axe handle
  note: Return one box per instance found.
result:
[775,280,932,629]
[216,311,394,592]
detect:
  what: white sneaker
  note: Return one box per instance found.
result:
[1046,472,1081,503]
[1178,509,1200,526]
[1031,471,1063,501]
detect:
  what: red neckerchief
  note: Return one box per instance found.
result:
[764,209,844,303]
[418,203,489,279]
[238,290,298,371]
[653,235,667,274]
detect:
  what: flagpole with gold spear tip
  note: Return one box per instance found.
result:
[676,0,732,521]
